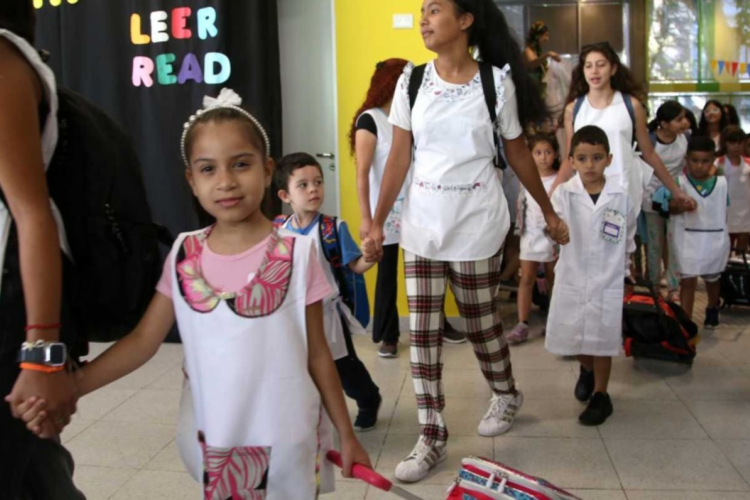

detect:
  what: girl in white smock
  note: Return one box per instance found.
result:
[367,0,569,484]
[716,126,750,253]
[559,42,694,216]
[18,90,372,499]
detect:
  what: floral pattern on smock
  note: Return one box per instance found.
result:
[176,228,294,318]
[199,431,271,500]
[384,198,404,239]
[412,177,489,197]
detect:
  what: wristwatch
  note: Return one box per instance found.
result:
[17,341,67,367]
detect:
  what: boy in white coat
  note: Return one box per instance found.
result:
[546,126,637,426]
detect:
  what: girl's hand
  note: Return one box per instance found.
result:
[367,224,385,256]
[544,213,570,245]
[547,51,562,62]
[11,396,65,438]
[674,189,697,212]
[361,238,382,263]
[359,218,372,242]
[340,435,372,478]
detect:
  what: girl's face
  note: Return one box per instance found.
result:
[539,31,550,44]
[703,103,722,124]
[583,51,616,91]
[532,141,557,173]
[662,111,688,136]
[185,120,272,226]
[419,0,473,53]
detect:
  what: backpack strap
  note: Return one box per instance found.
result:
[648,130,658,148]
[318,215,349,299]
[408,64,427,110]
[572,96,586,126]
[478,62,505,170]
[272,215,290,229]
[623,94,637,146]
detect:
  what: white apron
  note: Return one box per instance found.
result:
[670,175,730,276]
[546,176,636,357]
[519,174,558,262]
[642,134,687,213]
[720,157,750,233]
[574,92,643,214]
[172,228,334,499]
[401,63,511,261]
[361,108,410,246]
[0,30,67,294]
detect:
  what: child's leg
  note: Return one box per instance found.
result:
[373,243,400,344]
[335,319,381,410]
[645,212,664,286]
[576,355,594,372]
[404,250,451,446]
[516,260,538,323]
[500,230,520,284]
[665,225,680,295]
[593,356,613,394]
[449,251,516,396]
[544,261,556,292]
[705,276,721,309]
[680,277,698,319]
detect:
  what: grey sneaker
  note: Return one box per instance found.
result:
[506,322,529,345]
[378,342,398,358]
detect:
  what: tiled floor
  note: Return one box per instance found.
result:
[64,286,750,500]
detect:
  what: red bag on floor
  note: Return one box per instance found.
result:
[447,457,582,500]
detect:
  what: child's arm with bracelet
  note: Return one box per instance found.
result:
[17,293,176,434]
[305,301,371,477]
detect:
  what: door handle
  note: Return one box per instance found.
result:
[316,153,335,159]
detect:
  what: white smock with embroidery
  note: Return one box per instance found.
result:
[545,176,637,356]
[171,228,334,499]
[574,92,644,214]
[360,108,410,246]
[0,30,68,294]
[389,61,523,261]
[719,156,750,233]
[669,175,730,276]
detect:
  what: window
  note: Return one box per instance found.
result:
[647,0,699,82]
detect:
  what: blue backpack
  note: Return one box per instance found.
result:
[273,214,370,328]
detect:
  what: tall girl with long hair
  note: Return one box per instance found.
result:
[368,0,569,483]
[698,99,729,151]
[557,42,695,214]
[350,59,409,357]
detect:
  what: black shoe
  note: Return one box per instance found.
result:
[354,395,382,432]
[574,366,595,402]
[443,320,467,344]
[704,307,720,329]
[579,392,613,426]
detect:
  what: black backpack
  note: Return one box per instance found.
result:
[44,88,171,341]
[408,62,506,169]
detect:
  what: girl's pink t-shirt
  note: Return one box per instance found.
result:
[157,234,332,306]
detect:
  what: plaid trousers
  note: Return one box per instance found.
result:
[404,249,516,446]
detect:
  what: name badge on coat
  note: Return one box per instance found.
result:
[601,209,625,244]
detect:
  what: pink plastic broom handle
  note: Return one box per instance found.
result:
[326,450,394,492]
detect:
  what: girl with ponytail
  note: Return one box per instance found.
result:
[367,0,569,483]
[644,101,689,301]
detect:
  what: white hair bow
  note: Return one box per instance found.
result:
[202,88,243,109]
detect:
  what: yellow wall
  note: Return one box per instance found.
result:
[334,0,460,317]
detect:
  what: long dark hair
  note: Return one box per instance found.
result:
[451,0,546,126]
[528,132,561,171]
[648,101,684,132]
[349,58,408,154]
[697,99,728,137]
[0,1,35,44]
[565,42,645,107]
[724,104,740,126]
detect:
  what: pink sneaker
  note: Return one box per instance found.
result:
[506,322,529,345]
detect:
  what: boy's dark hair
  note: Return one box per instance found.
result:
[527,132,561,171]
[687,135,716,155]
[275,152,324,191]
[570,125,610,156]
[0,1,36,45]
[719,125,747,153]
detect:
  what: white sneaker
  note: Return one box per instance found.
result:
[477,390,524,437]
[394,437,447,483]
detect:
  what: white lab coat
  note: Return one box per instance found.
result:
[546,175,637,357]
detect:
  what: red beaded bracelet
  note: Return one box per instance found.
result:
[24,323,62,332]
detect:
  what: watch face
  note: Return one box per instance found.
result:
[48,344,66,365]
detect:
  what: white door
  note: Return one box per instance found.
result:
[278,0,339,216]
